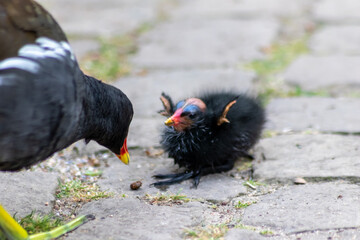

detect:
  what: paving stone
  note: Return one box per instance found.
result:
[253,134,360,181]
[131,18,279,69]
[266,97,360,133]
[292,229,360,240]
[98,151,247,203]
[225,229,266,240]
[283,55,360,91]
[310,25,360,55]
[0,171,58,218]
[113,69,255,118]
[37,0,161,37]
[242,183,360,234]
[69,39,100,60]
[174,0,311,19]
[313,0,360,23]
[66,197,205,240]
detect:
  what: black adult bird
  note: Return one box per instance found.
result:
[0,0,133,239]
[153,91,265,187]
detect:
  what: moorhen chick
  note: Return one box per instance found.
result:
[153,91,265,187]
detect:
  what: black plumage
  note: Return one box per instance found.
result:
[0,1,133,239]
[0,38,133,171]
[0,0,133,170]
[153,91,265,187]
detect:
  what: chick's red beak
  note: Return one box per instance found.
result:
[116,138,129,165]
[164,108,182,126]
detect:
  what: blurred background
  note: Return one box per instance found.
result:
[36,0,360,145]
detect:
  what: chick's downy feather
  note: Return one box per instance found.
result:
[153,91,265,187]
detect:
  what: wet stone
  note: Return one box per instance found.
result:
[266,97,360,133]
[282,55,360,91]
[0,171,59,217]
[253,134,360,181]
[242,182,360,234]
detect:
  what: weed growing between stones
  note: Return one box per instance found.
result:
[81,35,135,82]
[234,201,256,209]
[260,229,274,236]
[144,192,190,206]
[184,224,228,240]
[56,180,114,201]
[14,211,63,235]
[243,180,265,190]
[245,37,329,104]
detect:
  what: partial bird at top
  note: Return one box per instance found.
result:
[0,0,67,60]
[153,91,265,187]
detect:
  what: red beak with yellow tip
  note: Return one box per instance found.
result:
[116,138,129,164]
[164,117,174,126]
[164,108,182,126]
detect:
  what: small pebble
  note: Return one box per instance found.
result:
[44,202,49,206]
[130,180,142,190]
[294,177,307,185]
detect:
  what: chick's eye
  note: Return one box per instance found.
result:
[176,100,185,110]
[183,105,200,118]
[188,113,196,119]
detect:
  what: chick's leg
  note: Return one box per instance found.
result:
[151,171,194,186]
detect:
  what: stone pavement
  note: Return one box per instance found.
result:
[1,0,360,239]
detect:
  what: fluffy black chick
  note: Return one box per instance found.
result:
[152,91,265,187]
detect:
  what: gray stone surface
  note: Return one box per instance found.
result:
[131,18,279,68]
[253,134,360,181]
[66,198,205,240]
[114,69,254,118]
[225,229,266,240]
[266,97,360,133]
[293,228,360,240]
[37,0,162,37]
[242,183,360,234]
[283,55,360,90]
[313,0,360,23]
[0,171,59,217]
[127,117,163,148]
[98,151,247,203]
[69,39,100,60]
[173,0,311,19]
[310,25,360,55]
